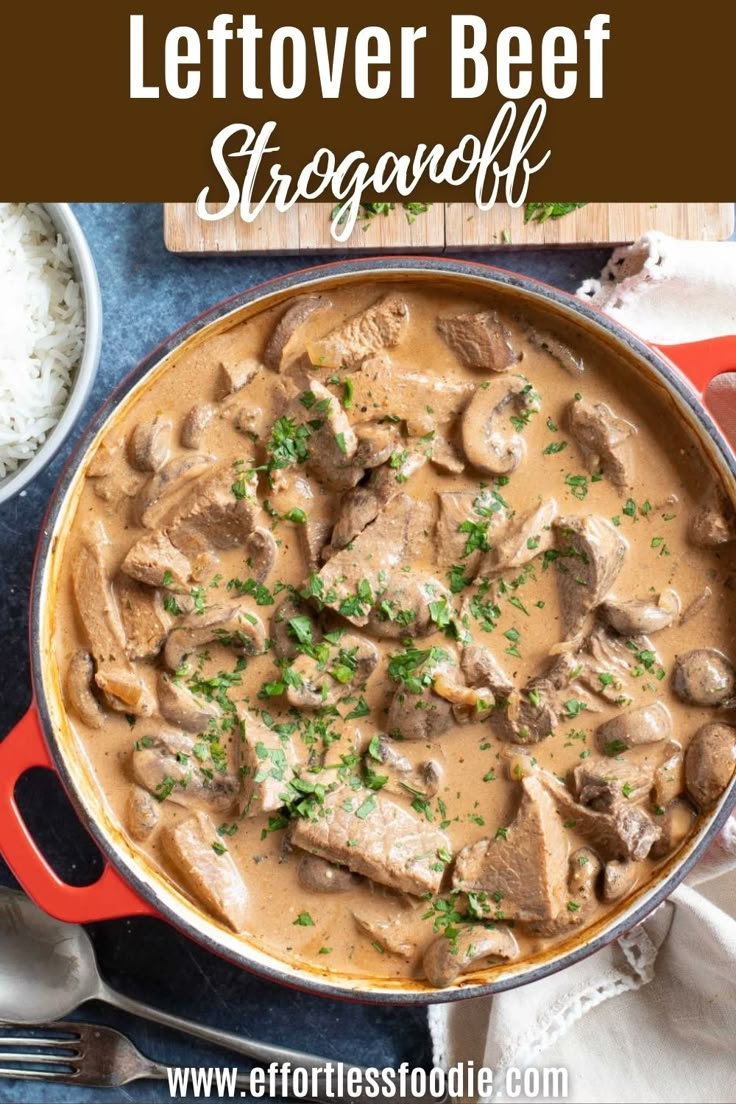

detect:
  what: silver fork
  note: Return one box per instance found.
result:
[0,1021,445,1103]
[0,1021,250,1091]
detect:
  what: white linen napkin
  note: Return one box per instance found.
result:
[428,233,736,1104]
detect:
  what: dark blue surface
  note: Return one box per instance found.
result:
[0,203,609,1102]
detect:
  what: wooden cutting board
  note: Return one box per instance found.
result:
[164,202,734,255]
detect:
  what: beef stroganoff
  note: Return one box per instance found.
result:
[54,282,736,987]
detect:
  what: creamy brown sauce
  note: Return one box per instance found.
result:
[52,281,736,987]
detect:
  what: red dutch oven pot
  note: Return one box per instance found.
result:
[1,258,735,1004]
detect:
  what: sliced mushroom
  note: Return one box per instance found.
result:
[461,375,536,476]
[285,633,378,709]
[137,454,215,528]
[163,602,266,669]
[181,404,216,449]
[126,786,160,842]
[422,924,519,988]
[128,415,172,472]
[297,854,358,893]
[650,799,697,858]
[65,650,106,729]
[603,859,639,902]
[680,586,712,626]
[595,702,672,752]
[364,573,450,640]
[673,649,736,707]
[653,740,684,808]
[133,730,239,812]
[685,722,736,809]
[529,329,583,376]
[157,671,221,733]
[387,655,458,741]
[271,594,319,660]
[245,527,277,582]
[264,295,331,371]
[600,592,680,636]
[354,423,398,469]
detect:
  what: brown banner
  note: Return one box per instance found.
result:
[2,0,733,201]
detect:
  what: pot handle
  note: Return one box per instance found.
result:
[654,336,736,395]
[0,706,155,923]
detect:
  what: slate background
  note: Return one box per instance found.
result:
[0,203,610,1103]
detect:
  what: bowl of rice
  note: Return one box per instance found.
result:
[0,202,102,505]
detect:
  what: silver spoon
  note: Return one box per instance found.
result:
[0,889,345,1074]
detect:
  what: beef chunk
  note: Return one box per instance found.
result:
[263,294,331,371]
[572,755,654,809]
[73,532,154,717]
[306,294,409,370]
[453,776,569,922]
[313,494,428,626]
[530,847,603,937]
[121,531,192,590]
[298,379,360,491]
[163,461,262,554]
[535,770,659,861]
[476,499,558,579]
[330,448,426,551]
[461,645,514,700]
[437,310,520,371]
[554,515,627,637]
[290,786,450,896]
[115,575,168,661]
[164,811,248,932]
[688,487,736,546]
[238,710,298,817]
[132,730,239,812]
[434,487,509,570]
[136,454,215,529]
[577,623,661,705]
[348,353,474,428]
[566,399,636,490]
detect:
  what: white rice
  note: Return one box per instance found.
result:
[0,203,85,480]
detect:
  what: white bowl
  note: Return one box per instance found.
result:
[0,203,103,505]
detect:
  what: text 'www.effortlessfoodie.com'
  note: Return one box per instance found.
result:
[166,1060,569,1100]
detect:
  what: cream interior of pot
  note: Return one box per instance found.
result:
[40,272,736,996]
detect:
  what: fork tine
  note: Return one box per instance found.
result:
[0,1068,77,1081]
[0,1022,81,1037]
[0,1037,81,1052]
[0,1052,78,1065]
